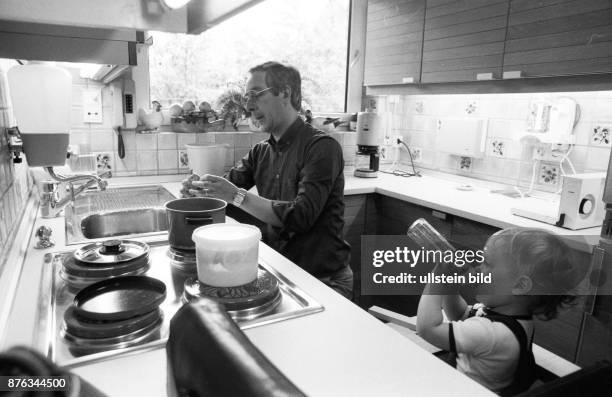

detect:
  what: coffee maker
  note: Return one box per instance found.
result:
[354,111,382,178]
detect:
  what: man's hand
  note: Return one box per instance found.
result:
[180,174,200,198]
[191,174,237,202]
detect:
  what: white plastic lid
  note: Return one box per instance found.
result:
[192,223,261,250]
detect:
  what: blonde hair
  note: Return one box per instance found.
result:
[487,228,580,320]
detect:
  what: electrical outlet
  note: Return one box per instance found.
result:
[538,161,559,185]
[410,147,422,162]
[393,135,403,148]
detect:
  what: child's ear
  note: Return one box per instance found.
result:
[512,275,533,295]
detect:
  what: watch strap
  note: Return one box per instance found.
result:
[232,188,247,207]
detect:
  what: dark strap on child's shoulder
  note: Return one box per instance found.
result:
[485,313,537,396]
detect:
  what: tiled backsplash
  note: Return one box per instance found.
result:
[377,92,612,192]
[65,68,358,177]
[0,65,33,254]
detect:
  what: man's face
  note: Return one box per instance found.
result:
[245,71,287,134]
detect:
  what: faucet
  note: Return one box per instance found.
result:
[40,167,110,218]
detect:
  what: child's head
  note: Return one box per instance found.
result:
[480,227,579,320]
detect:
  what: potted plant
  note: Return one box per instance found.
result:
[215,87,248,131]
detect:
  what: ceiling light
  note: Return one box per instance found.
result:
[160,0,191,10]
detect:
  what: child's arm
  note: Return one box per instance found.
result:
[442,295,469,321]
[416,285,451,351]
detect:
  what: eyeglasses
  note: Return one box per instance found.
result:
[243,87,272,103]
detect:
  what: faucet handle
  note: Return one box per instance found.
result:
[34,226,55,249]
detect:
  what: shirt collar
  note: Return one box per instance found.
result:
[267,117,303,150]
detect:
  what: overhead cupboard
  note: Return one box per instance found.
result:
[364,0,612,85]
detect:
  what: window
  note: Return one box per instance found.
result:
[149,0,350,113]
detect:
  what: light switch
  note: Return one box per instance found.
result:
[83,87,103,123]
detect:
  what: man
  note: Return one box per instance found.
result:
[182,61,353,299]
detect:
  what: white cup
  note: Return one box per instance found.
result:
[192,223,261,287]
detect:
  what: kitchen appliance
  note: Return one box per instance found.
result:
[165,197,227,251]
[36,239,324,366]
[354,111,383,178]
[7,62,72,167]
[436,117,487,158]
[511,172,606,230]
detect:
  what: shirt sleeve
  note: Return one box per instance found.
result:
[225,145,257,190]
[270,136,343,234]
[452,317,496,356]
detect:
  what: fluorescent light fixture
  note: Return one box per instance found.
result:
[160,0,191,9]
[78,63,107,79]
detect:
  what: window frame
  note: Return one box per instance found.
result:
[141,0,365,116]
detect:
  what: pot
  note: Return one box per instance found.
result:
[165,198,227,251]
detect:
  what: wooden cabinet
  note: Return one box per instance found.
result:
[503,0,612,78]
[421,0,510,83]
[365,0,612,84]
[343,194,377,302]
[364,0,425,86]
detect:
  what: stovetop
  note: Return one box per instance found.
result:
[36,240,324,367]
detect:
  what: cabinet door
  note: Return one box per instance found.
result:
[503,0,612,78]
[364,0,425,86]
[421,0,509,83]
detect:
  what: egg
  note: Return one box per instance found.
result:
[182,101,196,113]
[169,104,183,117]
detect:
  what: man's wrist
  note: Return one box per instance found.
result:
[232,188,247,207]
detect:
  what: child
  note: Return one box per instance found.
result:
[417,228,580,395]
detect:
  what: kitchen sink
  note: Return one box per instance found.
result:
[80,208,168,239]
[65,185,176,245]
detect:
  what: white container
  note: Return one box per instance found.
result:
[192,223,261,287]
[356,111,384,146]
[7,63,72,167]
[186,143,229,176]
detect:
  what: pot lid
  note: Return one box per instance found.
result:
[73,240,149,266]
[73,275,167,322]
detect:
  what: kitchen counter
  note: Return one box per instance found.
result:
[2,173,495,396]
[1,170,601,396]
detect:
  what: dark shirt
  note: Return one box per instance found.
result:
[227,117,350,277]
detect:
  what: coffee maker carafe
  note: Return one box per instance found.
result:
[354,111,383,178]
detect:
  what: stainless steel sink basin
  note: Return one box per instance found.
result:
[65,185,176,245]
[80,208,168,239]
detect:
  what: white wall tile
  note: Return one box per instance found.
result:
[196,133,215,144]
[585,146,611,171]
[90,130,114,152]
[136,132,158,151]
[158,150,178,170]
[158,132,178,150]
[137,150,158,171]
[177,133,196,148]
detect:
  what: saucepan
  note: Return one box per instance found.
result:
[165,198,227,251]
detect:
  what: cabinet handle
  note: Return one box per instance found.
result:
[431,210,447,220]
[476,72,494,81]
[502,70,523,79]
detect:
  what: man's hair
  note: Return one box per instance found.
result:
[488,228,581,320]
[249,61,301,111]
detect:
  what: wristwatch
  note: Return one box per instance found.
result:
[232,188,247,207]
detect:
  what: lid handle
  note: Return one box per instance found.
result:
[100,240,126,255]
